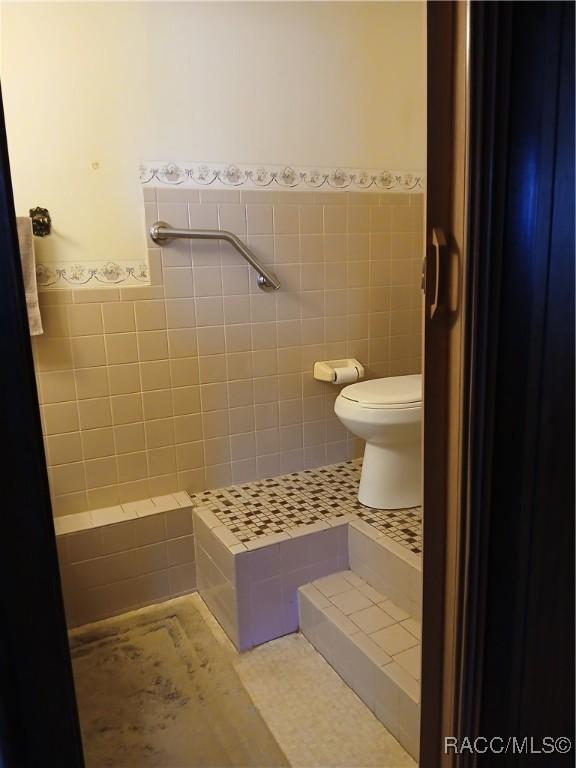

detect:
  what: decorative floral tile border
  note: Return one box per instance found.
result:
[38,159,424,289]
[36,260,149,288]
[140,161,424,192]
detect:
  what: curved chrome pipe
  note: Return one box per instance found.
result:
[149,221,280,291]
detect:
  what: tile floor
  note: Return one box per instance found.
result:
[192,594,416,768]
[191,460,422,554]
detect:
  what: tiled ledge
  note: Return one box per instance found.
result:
[55,492,196,627]
[53,491,193,535]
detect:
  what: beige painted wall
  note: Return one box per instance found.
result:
[1,1,426,269]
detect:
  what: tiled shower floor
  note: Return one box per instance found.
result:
[191,460,422,555]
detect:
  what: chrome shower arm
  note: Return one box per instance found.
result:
[149,221,280,290]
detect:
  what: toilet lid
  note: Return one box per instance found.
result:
[340,374,422,407]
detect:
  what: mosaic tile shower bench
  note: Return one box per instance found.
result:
[191,460,422,554]
[192,460,422,652]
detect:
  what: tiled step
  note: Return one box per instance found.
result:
[298,570,420,761]
[348,520,422,621]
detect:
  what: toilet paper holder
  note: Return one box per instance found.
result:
[313,358,365,384]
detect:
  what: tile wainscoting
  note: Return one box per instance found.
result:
[33,186,423,517]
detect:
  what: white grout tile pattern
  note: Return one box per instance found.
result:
[192,459,422,553]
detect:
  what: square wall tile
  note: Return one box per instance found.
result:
[68,304,103,336]
[102,302,135,333]
[72,336,107,368]
[82,428,115,460]
[137,331,169,362]
[108,364,141,395]
[105,334,139,365]
[135,301,166,331]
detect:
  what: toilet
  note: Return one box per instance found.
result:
[334,374,422,509]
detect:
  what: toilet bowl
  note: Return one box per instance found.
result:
[334,374,422,509]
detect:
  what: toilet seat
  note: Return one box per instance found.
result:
[340,374,422,409]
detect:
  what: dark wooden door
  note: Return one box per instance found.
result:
[462,1,575,759]
[422,2,575,766]
[421,1,471,763]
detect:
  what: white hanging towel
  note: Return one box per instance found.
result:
[16,216,43,336]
